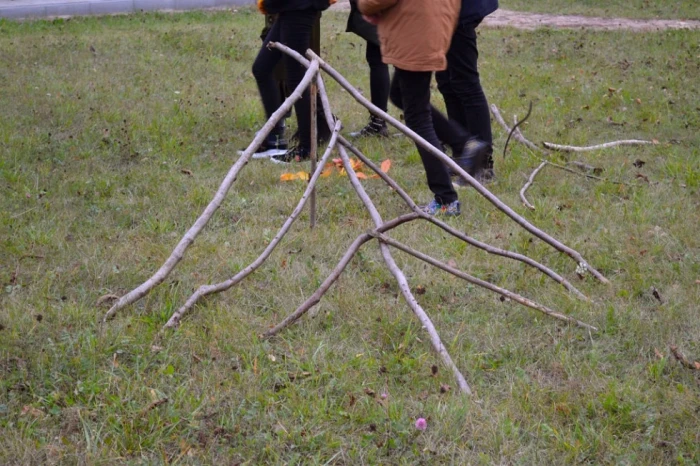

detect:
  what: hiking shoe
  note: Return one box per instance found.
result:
[349,115,389,138]
[239,130,287,158]
[454,138,489,176]
[271,145,310,164]
[453,167,496,189]
[421,199,461,217]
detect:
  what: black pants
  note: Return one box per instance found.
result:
[390,68,466,204]
[252,9,322,149]
[366,41,389,112]
[436,20,494,169]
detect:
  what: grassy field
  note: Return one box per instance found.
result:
[499,0,700,20]
[1,6,699,465]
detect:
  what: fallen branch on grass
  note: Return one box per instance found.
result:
[520,161,547,210]
[491,104,635,210]
[670,345,700,370]
[543,139,654,152]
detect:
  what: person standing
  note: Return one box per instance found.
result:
[346,0,390,137]
[358,0,489,216]
[251,0,334,163]
[437,0,499,184]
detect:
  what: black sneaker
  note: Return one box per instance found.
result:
[454,138,489,176]
[350,115,389,138]
[271,145,310,164]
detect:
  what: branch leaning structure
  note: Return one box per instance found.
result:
[101,45,606,395]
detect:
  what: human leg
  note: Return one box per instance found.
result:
[390,68,459,210]
[250,20,287,156]
[437,21,494,172]
[350,40,390,137]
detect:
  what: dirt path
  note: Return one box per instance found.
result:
[329,1,700,31]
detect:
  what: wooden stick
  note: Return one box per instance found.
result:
[163,120,342,329]
[297,47,609,285]
[520,161,548,210]
[339,139,589,301]
[102,60,321,322]
[544,140,654,152]
[670,345,700,370]
[310,79,318,228]
[371,232,597,331]
[491,104,545,153]
[314,77,472,395]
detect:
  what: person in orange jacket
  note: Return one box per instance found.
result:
[358,0,490,216]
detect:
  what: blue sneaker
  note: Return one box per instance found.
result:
[421,199,461,216]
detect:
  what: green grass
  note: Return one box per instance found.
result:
[1,6,699,465]
[500,0,700,20]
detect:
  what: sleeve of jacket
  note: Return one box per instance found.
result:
[357,0,398,16]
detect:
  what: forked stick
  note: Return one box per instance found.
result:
[102,60,321,322]
[339,139,590,302]
[370,232,597,331]
[491,104,544,153]
[520,161,547,210]
[163,121,343,329]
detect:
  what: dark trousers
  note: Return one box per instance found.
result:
[252,9,322,149]
[366,41,389,112]
[390,68,466,204]
[436,20,494,168]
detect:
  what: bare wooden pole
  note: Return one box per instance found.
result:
[163,121,342,329]
[309,79,318,228]
[102,60,321,322]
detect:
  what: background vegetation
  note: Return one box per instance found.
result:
[1,4,698,464]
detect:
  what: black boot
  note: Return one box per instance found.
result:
[350,114,389,138]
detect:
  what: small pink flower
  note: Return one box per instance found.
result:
[415,417,427,431]
[380,392,388,399]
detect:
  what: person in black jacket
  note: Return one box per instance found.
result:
[437,0,498,184]
[251,0,333,163]
[345,0,390,137]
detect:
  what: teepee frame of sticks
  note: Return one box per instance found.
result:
[102,44,608,395]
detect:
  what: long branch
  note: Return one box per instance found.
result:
[102,60,321,322]
[339,139,589,301]
[544,139,653,152]
[163,120,342,329]
[371,232,597,331]
[315,76,472,395]
[302,48,609,285]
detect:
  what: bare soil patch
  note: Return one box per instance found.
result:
[329,2,700,31]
